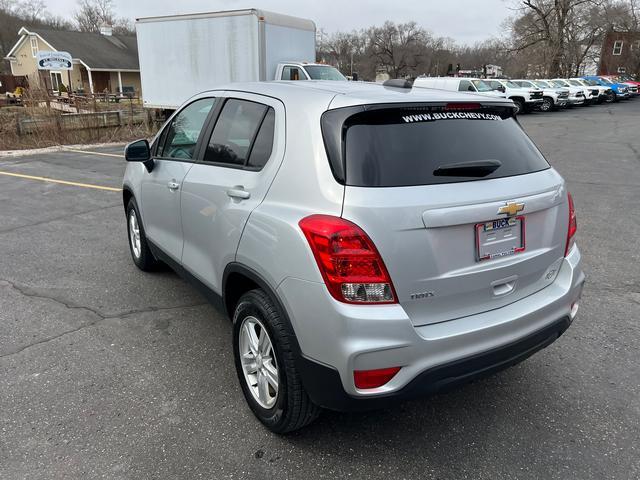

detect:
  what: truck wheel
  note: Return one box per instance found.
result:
[233,289,321,433]
[512,98,525,114]
[540,97,553,112]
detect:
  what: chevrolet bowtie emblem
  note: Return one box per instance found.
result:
[498,202,525,216]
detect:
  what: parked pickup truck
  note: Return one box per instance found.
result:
[612,74,640,95]
[570,78,613,103]
[275,62,346,81]
[601,75,639,97]
[554,79,598,105]
[582,76,630,101]
[541,80,585,106]
[486,79,543,113]
[513,80,568,111]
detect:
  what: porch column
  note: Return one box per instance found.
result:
[87,68,94,94]
[117,71,123,94]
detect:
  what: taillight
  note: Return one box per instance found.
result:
[354,367,401,389]
[298,215,397,304]
[565,192,577,256]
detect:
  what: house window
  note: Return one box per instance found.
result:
[30,36,38,57]
[612,40,623,56]
[633,40,640,51]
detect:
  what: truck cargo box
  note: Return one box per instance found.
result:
[136,9,316,109]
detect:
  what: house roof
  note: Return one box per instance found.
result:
[7,27,139,71]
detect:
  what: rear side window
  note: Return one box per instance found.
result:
[323,106,549,187]
[204,99,274,169]
[458,80,474,92]
[281,66,306,81]
[246,109,275,169]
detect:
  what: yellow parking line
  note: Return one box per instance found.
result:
[63,148,123,158]
[0,170,122,192]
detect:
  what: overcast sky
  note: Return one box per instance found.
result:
[42,0,513,44]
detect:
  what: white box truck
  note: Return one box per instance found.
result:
[136,9,335,109]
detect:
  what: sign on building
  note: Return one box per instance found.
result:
[36,51,73,70]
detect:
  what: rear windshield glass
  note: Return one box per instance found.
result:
[341,107,549,187]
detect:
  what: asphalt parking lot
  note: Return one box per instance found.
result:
[1,100,639,480]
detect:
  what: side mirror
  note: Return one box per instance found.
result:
[498,85,506,93]
[468,85,475,91]
[125,139,150,162]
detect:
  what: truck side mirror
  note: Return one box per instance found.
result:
[497,85,506,93]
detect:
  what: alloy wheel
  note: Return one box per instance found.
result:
[129,210,141,259]
[238,315,279,409]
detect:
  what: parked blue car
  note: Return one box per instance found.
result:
[582,76,629,101]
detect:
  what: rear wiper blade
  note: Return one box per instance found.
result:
[433,160,502,177]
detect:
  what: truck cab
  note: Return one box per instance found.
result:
[276,62,347,81]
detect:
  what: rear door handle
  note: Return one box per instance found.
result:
[226,187,251,200]
[167,180,180,191]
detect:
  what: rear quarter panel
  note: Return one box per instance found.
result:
[235,90,343,290]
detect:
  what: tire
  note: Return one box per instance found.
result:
[126,198,159,271]
[540,97,553,112]
[232,289,321,433]
[605,91,617,103]
[512,98,525,115]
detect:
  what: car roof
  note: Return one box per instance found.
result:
[196,80,514,109]
[280,62,335,67]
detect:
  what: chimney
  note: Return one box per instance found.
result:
[99,24,113,36]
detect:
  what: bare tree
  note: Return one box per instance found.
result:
[1,0,73,73]
[367,21,429,78]
[0,0,17,11]
[15,0,44,21]
[74,0,115,32]
[508,0,640,76]
[317,30,366,76]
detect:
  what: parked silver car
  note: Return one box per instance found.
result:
[122,81,585,433]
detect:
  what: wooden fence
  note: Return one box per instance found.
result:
[15,110,141,135]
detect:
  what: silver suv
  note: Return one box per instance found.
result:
[123,81,585,433]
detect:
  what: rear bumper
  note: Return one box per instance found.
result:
[279,246,585,411]
[298,315,572,411]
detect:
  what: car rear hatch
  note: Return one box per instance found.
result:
[322,102,569,327]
